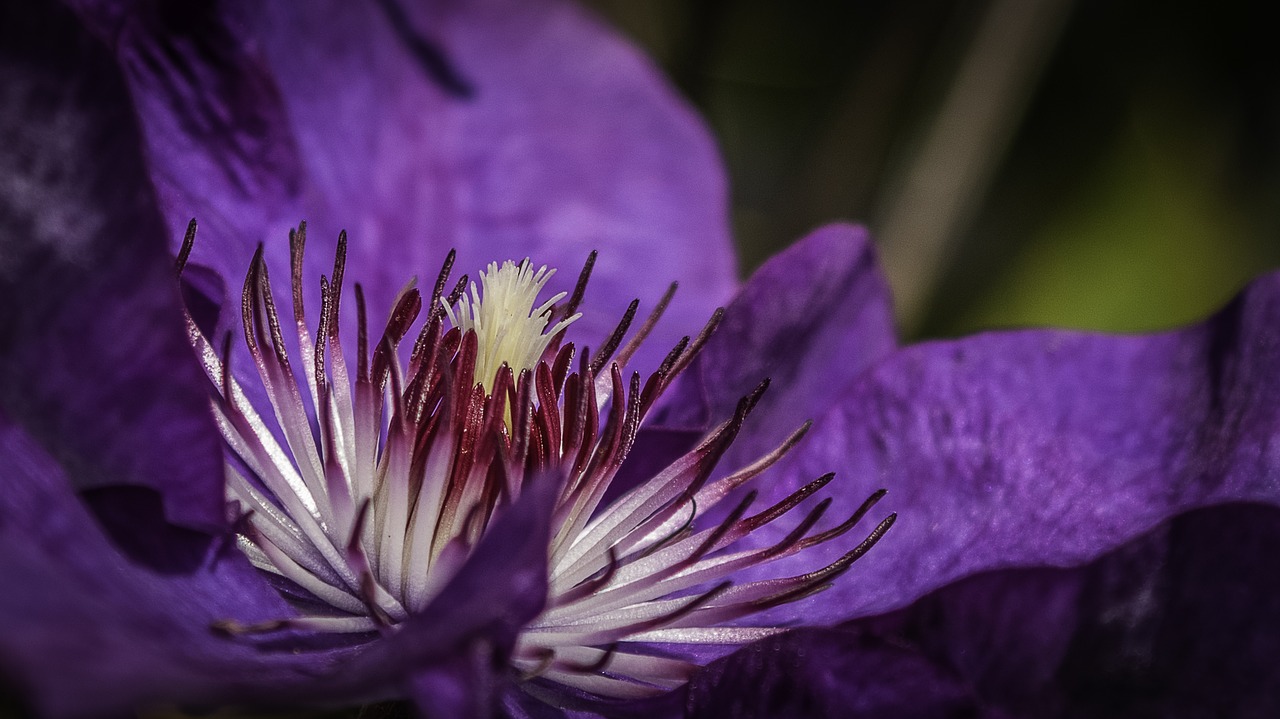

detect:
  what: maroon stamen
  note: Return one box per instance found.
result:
[175,218,197,275]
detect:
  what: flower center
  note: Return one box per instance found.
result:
[180,221,894,704]
[441,259,580,391]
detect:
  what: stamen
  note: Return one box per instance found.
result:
[175,218,198,275]
[612,282,678,372]
[559,251,596,322]
[183,224,893,705]
[588,299,638,376]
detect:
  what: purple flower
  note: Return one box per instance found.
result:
[1,2,1278,719]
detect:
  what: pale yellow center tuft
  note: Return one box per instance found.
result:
[442,259,581,389]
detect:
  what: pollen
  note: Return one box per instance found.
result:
[180,221,894,706]
[442,259,580,390]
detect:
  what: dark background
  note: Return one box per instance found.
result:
[587,0,1280,340]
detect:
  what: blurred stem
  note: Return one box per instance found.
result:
[874,0,1073,334]
[671,0,727,105]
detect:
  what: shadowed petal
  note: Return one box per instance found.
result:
[685,627,981,719]
[842,501,1280,718]
[0,0,227,534]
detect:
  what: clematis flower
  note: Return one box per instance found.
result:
[180,217,894,707]
[2,2,1279,719]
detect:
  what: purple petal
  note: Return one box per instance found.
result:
[744,271,1280,622]
[685,628,980,719]
[661,223,897,464]
[0,0,226,534]
[85,0,736,376]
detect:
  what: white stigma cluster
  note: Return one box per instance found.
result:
[179,222,892,706]
[442,260,580,390]
[440,259,581,388]
[440,258,581,388]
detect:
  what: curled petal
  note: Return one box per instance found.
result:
[661,223,897,464]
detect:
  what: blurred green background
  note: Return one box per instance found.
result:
[585,0,1280,340]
